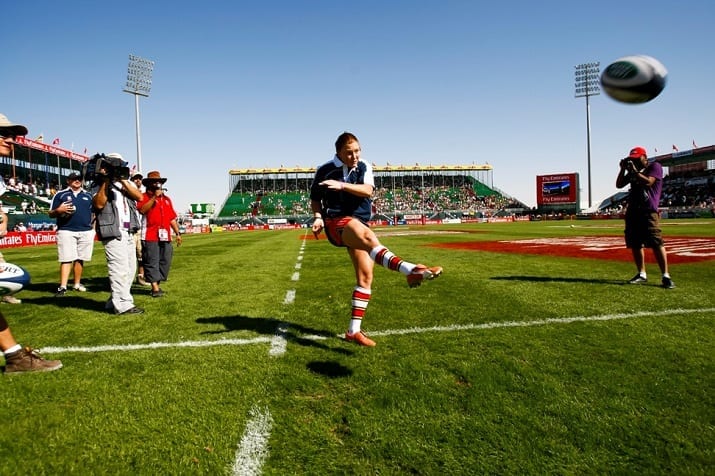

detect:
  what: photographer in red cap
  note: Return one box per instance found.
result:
[616,146,675,289]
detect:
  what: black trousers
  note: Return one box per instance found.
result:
[142,240,174,284]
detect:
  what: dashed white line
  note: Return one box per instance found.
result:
[283,289,296,304]
[269,323,289,356]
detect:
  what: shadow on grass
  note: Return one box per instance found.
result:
[306,360,353,378]
[196,315,353,355]
[22,278,164,311]
[22,278,157,313]
[491,275,628,285]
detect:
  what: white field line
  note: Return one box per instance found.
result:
[349,307,715,339]
[269,323,289,356]
[39,337,272,354]
[283,289,296,304]
[38,307,714,355]
[231,405,273,476]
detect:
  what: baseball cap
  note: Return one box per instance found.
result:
[0,113,28,137]
[628,146,647,159]
[106,152,124,161]
[67,172,82,181]
[131,172,143,180]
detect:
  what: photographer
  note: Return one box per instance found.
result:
[91,153,144,314]
[49,172,95,296]
[137,171,182,298]
[616,146,675,289]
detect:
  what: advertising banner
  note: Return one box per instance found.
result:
[536,173,578,205]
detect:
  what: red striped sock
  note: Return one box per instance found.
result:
[349,286,371,333]
[370,246,412,273]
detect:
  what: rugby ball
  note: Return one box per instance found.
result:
[0,263,31,295]
[600,55,667,104]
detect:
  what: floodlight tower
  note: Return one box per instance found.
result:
[574,62,600,208]
[123,54,154,174]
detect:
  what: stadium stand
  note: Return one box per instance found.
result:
[216,166,528,224]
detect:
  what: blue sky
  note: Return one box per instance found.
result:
[4,0,714,212]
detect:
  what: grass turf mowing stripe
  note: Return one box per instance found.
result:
[37,307,713,355]
[231,405,273,476]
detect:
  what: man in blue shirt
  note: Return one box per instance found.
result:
[49,172,95,296]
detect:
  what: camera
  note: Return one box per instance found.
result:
[83,153,131,183]
[620,158,639,171]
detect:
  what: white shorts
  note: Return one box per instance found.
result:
[56,229,95,262]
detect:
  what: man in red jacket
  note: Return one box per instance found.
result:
[137,171,182,298]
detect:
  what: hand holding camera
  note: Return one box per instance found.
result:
[97,167,112,182]
[620,158,638,174]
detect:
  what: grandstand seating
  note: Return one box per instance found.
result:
[217,174,525,221]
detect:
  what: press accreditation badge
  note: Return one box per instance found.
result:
[158,228,169,241]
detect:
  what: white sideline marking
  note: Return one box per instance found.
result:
[231,406,273,476]
[269,323,289,356]
[291,272,300,281]
[38,308,714,355]
[343,307,715,339]
[40,337,272,354]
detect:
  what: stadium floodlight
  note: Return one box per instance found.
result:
[574,61,600,208]
[123,54,154,175]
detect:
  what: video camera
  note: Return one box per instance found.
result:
[83,153,131,184]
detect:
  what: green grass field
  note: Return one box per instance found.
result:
[1,219,713,475]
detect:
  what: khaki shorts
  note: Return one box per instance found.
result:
[624,212,664,249]
[56,229,95,262]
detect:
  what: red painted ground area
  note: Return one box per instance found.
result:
[433,236,715,264]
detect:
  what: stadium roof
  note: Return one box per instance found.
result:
[229,163,493,176]
[14,136,89,162]
[653,145,714,167]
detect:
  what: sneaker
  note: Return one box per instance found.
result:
[2,295,21,304]
[661,277,676,289]
[136,275,150,286]
[407,264,443,288]
[345,330,376,347]
[151,289,165,298]
[73,284,87,292]
[115,306,145,315]
[55,286,67,297]
[628,274,647,284]
[3,347,63,374]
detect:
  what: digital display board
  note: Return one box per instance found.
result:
[536,173,578,205]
